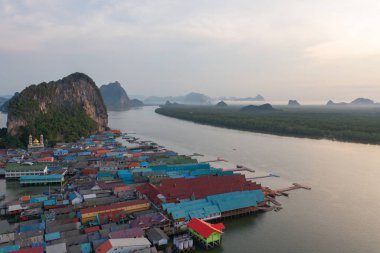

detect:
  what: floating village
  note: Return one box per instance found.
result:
[0,130,310,253]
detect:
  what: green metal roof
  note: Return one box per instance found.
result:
[5,164,47,172]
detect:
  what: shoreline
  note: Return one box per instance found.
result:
[155,107,380,146]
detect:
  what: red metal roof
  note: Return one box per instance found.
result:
[96,240,112,253]
[109,227,145,239]
[213,223,225,231]
[11,246,44,253]
[126,162,140,168]
[188,218,224,239]
[136,175,262,204]
[81,199,148,215]
[114,185,131,192]
[84,226,100,234]
[37,157,54,162]
[82,168,98,175]
[98,181,126,190]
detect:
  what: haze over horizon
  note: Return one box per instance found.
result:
[1,0,380,101]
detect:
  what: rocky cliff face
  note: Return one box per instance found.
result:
[100,81,143,111]
[7,73,108,138]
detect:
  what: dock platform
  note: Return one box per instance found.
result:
[275,183,311,194]
[203,157,228,163]
[224,166,255,173]
[247,173,279,180]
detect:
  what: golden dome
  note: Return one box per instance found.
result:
[33,139,40,144]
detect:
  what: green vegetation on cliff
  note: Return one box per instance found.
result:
[155,106,380,144]
[0,128,23,148]
[6,72,108,147]
[21,109,98,145]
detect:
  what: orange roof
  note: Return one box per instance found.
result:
[111,129,122,135]
[81,200,148,215]
[37,157,54,162]
[95,150,111,155]
[114,186,131,192]
[126,162,140,168]
[20,196,31,202]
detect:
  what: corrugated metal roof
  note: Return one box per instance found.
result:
[0,245,20,253]
[9,246,44,253]
[187,218,224,238]
[164,190,265,221]
[109,228,145,239]
[80,200,148,215]
[46,243,66,253]
[80,243,92,253]
[137,175,262,204]
[5,164,46,171]
[20,174,63,180]
[44,199,57,206]
[108,238,151,247]
[45,232,61,241]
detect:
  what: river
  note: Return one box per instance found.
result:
[1,108,380,252]
[109,107,380,253]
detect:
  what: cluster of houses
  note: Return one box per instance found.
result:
[0,130,273,253]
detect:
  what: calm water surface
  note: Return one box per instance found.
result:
[108,107,380,253]
[1,109,380,252]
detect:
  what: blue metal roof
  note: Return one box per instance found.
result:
[45,232,61,241]
[69,191,82,201]
[81,243,92,253]
[163,190,265,221]
[20,174,63,180]
[17,222,45,233]
[0,245,20,253]
[44,199,57,206]
[30,196,48,203]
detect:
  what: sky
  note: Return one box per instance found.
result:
[1,0,380,102]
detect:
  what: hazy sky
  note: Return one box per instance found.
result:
[1,0,380,102]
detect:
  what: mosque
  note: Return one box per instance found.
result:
[28,134,45,150]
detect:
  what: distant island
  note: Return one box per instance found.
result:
[155,105,380,144]
[215,101,228,107]
[288,100,301,106]
[1,73,108,148]
[327,98,376,106]
[224,94,265,102]
[0,94,16,112]
[144,92,212,105]
[0,97,8,107]
[240,104,276,112]
[100,81,143,111]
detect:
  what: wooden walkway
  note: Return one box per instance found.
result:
[258,206,283,212]
[224,166,255,173]
[247,174,279,180]
[267,197,282,206]
[203,157,228,163]
[275,183,311,194]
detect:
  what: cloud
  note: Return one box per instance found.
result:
[1,0,380,100]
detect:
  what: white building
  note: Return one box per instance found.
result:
[5,164,47,179]
[96,238,151,253]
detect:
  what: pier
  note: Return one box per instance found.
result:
[202,157,228,163]
[224,166,255,173]
[247,173,280,180]
[274,183,311,194]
